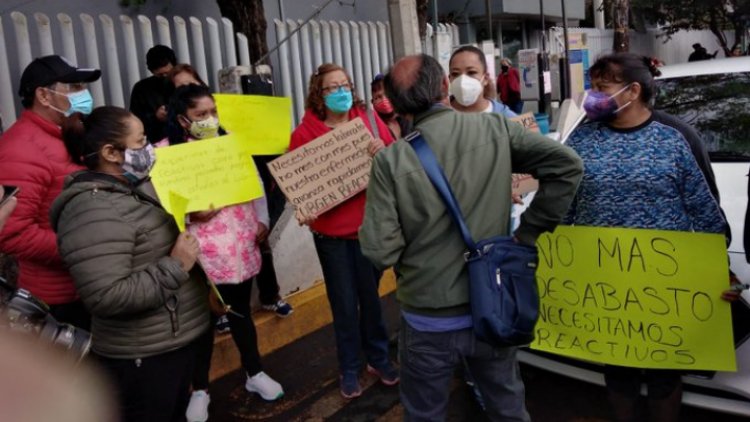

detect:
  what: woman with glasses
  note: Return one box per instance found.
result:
[289,63,397,399]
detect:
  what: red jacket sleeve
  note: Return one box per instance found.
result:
[508,68,521,94]
[0,146,62,265]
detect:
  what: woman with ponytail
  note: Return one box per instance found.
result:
[563,53,729,422]
[50,107,210,422]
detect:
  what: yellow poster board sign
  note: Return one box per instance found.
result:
[531,225,735,371]
[213,94,292,154]
[150,134,264,229]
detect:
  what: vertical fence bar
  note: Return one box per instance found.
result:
[173,16,190,64]
[155,16,172,47]
[310,20,323,69]
[299,19,313,94]
[188,17,209,90]
[274,19,293,105]
[11,12,32,74]
[137,15,154,50]
[57,14,78,65]
[377,22,389,73]
[0,16,17,129]
[331,21,343,66]
[321,21,333,64]
[340,21,353,77]
[137,15,154,76]
[80,14,105,106]
[33,13,54,56]
[206,18,223,89]
[349,22,364,102]
[221,18,237,67]
[120,15,142,93]
[386,22,394,65]
[425,23,433,58]
[287,20,305,124]
[237,33,250,66]
[368,22,381,75]
[358,22,373,103]
[99,14,125,107]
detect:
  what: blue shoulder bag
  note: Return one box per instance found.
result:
[406,131,540,346]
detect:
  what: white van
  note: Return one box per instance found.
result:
[518,56,750,416]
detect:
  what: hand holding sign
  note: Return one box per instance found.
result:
[150,134,264,228]
[268,117,375,219]
[532,225,735,371]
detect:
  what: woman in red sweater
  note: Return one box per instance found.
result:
[289,63,397,399]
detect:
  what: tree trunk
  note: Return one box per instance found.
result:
[416,0,429,40]
[612,0,629,52]
[216,0,269,65]
[708,8,731,57]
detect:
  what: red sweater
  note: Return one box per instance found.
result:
[496,67,521,104]
[289,106,394,238]
[0,111,84,304]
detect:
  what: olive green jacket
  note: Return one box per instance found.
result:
[360,107,583,316]
[50,173,209,358]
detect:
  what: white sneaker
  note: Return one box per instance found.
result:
[245,371,284,401]
[185,390,210,422]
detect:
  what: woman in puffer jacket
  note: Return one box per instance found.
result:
[50,106,210,422]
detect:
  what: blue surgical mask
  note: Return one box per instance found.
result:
[324,89,353,114]
[47,88,94,116]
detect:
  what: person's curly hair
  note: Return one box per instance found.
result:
[305,63,364,120]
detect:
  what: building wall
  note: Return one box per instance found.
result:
[436,0,585,20]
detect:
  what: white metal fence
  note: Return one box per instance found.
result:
[0,11,249,130]
[0,11,463,131]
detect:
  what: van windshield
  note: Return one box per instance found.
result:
[655,72,750,162]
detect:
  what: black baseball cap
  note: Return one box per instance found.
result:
[18,55,101,97]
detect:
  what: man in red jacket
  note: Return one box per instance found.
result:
[0,55,100,329]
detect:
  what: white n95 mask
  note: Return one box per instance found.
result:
[450,75,484,107]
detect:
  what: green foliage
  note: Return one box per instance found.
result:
[632,0,750,37]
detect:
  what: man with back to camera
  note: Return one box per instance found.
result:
[130,45,176,143]
[0,55,100,329]
[359,54,583,421]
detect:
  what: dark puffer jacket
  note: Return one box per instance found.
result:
[49,172,209,359]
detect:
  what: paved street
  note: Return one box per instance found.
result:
[209,294,749,421]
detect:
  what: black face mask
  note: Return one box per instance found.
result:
[501,65,509,73]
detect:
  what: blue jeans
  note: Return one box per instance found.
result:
[313,234,391,375]
[399,319,530,422]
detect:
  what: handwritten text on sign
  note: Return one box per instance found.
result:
[531,225,735,371]
[213,94,292,154]
[268,118,373,218]
[150,134,264,229]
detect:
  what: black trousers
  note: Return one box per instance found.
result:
[255,175,286,306]
[193,280,263,389]
[95,339,199,422]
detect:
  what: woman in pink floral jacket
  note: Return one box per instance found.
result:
[158,84,284,422]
